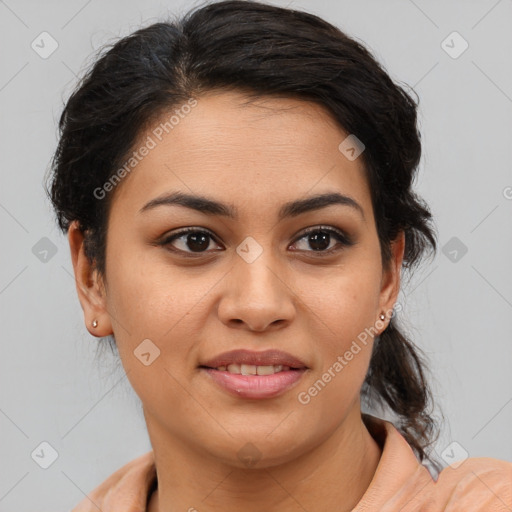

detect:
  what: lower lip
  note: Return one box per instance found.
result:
[201,368,307,399]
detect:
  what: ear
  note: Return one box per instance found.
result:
[67,220,113,337]
[377,230,405,328]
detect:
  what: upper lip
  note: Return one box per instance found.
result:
[200,349,308,369]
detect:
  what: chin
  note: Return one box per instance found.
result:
[199,430,313,470]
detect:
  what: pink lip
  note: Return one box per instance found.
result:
[201,367,307,399]
[200,349,308,369]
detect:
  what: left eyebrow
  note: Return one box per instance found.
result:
[139,190,365,222]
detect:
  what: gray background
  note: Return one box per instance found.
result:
[1,0,511,510]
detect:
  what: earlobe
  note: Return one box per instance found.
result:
[67,220,112,337]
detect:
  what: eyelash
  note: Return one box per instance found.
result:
[158,225,355,258]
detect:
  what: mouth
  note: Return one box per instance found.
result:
[199,363,302,375]
[199,349,308,399]
[199,348,308,370]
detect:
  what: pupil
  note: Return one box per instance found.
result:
[310,232,330,251]
[187,233,209,251]
[184,231,331,252]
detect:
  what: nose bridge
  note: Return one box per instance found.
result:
[218,235,295,330]
[235,235,285,302]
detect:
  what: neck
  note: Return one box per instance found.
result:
[146,405,382,512]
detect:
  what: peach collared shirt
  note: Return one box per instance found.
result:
[72,414,512,511]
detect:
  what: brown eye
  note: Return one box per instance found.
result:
[290,226,354,254]
[159,225,354,258]
[161,228,222,254]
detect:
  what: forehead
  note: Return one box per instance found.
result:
[111,90,372,217]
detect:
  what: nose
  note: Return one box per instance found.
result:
[217,250,296,332]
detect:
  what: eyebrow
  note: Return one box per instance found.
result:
[139,191,365,222]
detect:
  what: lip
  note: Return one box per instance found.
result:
[200,349,308,369]
[201,367,307,399]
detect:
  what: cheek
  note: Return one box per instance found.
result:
[105,241,203,331]
[103,247,209,410]
[294,272,379,426]
[298,263,381,352]
[104,241,237,390]
[292,261,381,412]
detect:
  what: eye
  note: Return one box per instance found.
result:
[160,227,222,255]
[290,226,354,254]
[158,225,354,257]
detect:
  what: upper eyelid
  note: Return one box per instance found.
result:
[162,225,351,249]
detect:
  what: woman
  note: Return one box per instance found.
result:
[46,1,512,510]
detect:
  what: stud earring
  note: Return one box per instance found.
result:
[379,313,385,321]
[92,319,98,328]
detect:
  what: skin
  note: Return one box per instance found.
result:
[68,90,405,512]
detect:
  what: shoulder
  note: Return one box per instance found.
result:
[360,416,512,511]
[432,457,512,510]
[383,456,512,512]
[71,451,156,512]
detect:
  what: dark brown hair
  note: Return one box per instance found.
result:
[46,0,443,471]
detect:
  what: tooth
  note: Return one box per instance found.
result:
[256,365,275,375]
[241,364,257,375]
[223,364,288,375]
[227,364,241,374]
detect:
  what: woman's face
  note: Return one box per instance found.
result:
[72,90,403,468]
